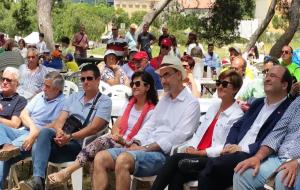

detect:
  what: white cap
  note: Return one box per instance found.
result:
[156,55,186,80]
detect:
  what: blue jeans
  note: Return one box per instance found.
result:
[233,156,299,190]
[0,125,31,189]
[107,148,166,177]
[31,128,81,178]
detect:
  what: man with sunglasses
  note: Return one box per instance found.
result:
[17,48,48,100]
[0,67,27,129]
[150,38,172,70]
[92,55,200,190]
[281,45,300,98]
[133,51,162,90]
[20,64,112,190]
[195,65,293,190]
[106,25,128,59]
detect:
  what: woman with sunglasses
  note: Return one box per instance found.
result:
[151,69,244,190]
[48,71,158,185]
[181,55,201,98]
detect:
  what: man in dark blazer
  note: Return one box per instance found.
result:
[184,65,294,190]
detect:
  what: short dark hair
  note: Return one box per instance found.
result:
[181,55,195,69]
[208,43,214,47]
[219,69,243,91]
[81,64,100,79]
[263,55,280,65]
[280,66,293,93]
[61,36,70,45]
[39,33,44,38]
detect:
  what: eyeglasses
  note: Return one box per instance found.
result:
[0,77,13,83]
[130,81,147,88]
[27,56,36,59]
[216,80,231,88]
[182,65,189,69]
[281,50,291,55]
[112,28,118,31]
[80,76,95,82]
[159,71,178,80]
[161,45,170,50]
[229,66,240,71]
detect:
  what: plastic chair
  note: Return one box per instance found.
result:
[98,80,111,94]
[130,176,157,190]
[63,80,79,96]
[103,84,132,99]
[45,126,109,190]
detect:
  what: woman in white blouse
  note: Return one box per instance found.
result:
[48,71,158,185]
[151,69,244,190]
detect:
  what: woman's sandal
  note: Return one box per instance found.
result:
[48,169,71,185]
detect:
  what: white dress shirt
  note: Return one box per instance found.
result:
[187,101,244,157]
[134,87,201,154]
[238,97,286,153]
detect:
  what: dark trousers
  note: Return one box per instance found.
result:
[198,152,250,190]
[151,153,209,190]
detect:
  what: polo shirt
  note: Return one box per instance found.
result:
[0,93,27,119]
[144,64,163,90]
[282,61,300,82]
[62,91,112,124]
[26,92,65,129]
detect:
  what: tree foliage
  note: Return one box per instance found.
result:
[195,0,255,46]
[12,0,31,36]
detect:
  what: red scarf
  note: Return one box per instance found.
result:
[119,97,155,141]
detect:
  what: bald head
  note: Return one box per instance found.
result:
[230,56,247,76]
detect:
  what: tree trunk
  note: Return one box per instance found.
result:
[245,0,277,53]
[269,0,300,57]
[37,0,54,51]
[136,0,173,34]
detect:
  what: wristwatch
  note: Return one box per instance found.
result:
[143,145,150,151]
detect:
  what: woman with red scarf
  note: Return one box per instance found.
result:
[48,71,158,184]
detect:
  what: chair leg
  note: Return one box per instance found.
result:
[130,177,138,190]
[71,167,83,190]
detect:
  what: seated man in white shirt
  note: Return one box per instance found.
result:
[92,55,201,190]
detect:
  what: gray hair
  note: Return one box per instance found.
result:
[27,48,39,56]
[44,71,65,91]
[3,67,20,82]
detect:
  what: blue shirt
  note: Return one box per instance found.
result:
[144,64,163,90]
[26,92,65,129]
[204,53,221,68]
[262,96,300,160]
[62,91,112,124]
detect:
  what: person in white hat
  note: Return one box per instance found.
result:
[92,55,200,190]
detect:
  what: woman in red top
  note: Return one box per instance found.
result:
[48,71,158,184]
[151,70,244,190]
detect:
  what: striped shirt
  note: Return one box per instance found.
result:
[17,64,48,99]
[106,37,128,57]
[262,96,300,159]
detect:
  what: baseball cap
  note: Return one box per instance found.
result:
[132,51,148,60]
[229,47,242,55]
[65,53,73,61]
[104,49,118,57]
[161,38,172,47]
[156,55,186,80]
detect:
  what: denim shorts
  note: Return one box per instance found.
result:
[107,148,166,177]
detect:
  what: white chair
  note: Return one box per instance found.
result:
[130,176,157,190]
[98,80,111,94]
[103,84,132,99]
[45,126,109,190]
[63,80,79,96]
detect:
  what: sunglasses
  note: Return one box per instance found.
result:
[0,77,13,83]
[216,80,231,88]
[80,76,95,82]
[130,81,147,88]
[281,50,290,55]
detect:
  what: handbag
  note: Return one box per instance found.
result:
[62,92,102,134]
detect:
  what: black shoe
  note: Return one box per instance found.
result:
[178,158,201,173]
[19,176,45,190]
